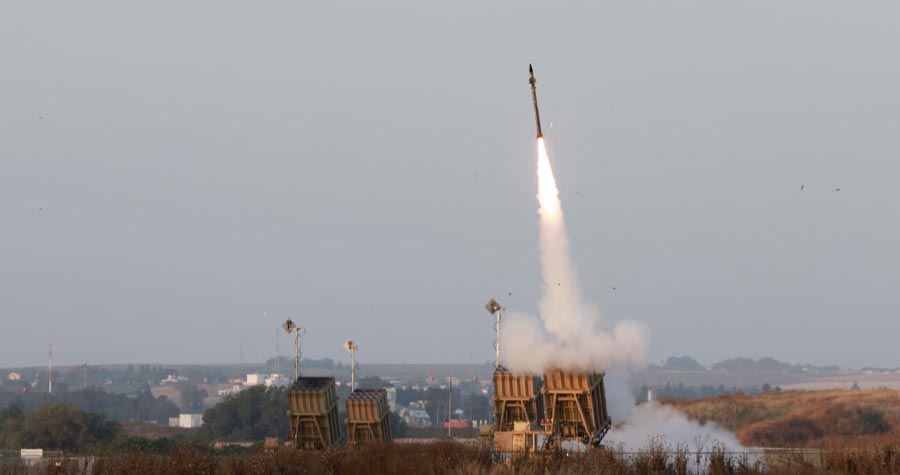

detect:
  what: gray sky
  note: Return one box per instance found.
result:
[2,2,899,368]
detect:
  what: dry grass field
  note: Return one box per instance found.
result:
[665,389,900,447]
[7,440,900,474]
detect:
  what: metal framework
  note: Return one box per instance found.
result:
[492,368,543,431]
[542,369,611,448]
[288,377,342,450]
[346,389,392,445]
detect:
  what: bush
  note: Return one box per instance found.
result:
[0,402,120,452]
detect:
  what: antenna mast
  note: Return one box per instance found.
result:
[48,341,53,394]
[344,340,358,392]
[485,299,504,368]
[281,319,305,381]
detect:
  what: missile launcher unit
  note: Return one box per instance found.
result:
[288,377,342,450]
[492,368,544,431]
[542,369,611,448]
[489,367,612,452]
[345,389,392,445]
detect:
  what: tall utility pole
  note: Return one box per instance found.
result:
[344,340,358,392]
[48,341,53,394]
[282,320,305,381]
[485,299,504,368]
[447,377,453,438]
[294,330,301,380]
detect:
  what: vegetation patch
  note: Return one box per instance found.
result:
[665,389,900,448]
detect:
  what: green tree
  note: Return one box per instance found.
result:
[0,404,25,449]
[11,403,119,451]
[201,386,289,442]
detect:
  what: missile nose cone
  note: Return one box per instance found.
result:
[529,64,543,138]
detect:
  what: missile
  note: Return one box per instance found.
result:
[529,64,543,138]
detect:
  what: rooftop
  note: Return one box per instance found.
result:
[290,376,335,391]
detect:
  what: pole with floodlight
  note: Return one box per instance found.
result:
[485,299,504,368]
[281,320,305,381]
[344,340,358,392]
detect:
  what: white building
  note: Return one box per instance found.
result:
[217,384,243,397]
[7,372,22,381]
[178,413,203,428]
[406,409,431,427]
[264,374,289,387]
[384,387,397,412]
[245,374,264,386]
[160,374,187,384]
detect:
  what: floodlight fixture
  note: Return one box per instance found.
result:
[485,298,503,315]
[282,319,297,333]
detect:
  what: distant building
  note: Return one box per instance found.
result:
[245,374,264,386]
[264,374,289,387]
[443,420,469,429]
[217,384,243,397]
[178,414,203,428]
[160,374,187,384]
[406,409,431,427]
[384,387,397,412]
[105,380,149,397]
[6,372,22,381]
[213,441,254,449]
[20,449,43,459]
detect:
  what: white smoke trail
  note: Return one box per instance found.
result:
[500,137,743,452]
[501,138,648,374]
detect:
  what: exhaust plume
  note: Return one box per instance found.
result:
[501,134,742,452]
[501,138,648,374]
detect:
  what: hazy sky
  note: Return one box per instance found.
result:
[2,2,899,368]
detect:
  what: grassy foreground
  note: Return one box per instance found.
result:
[5,440,900,475]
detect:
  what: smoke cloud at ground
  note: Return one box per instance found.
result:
[607,402,745,452]
[603,377,745,452]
